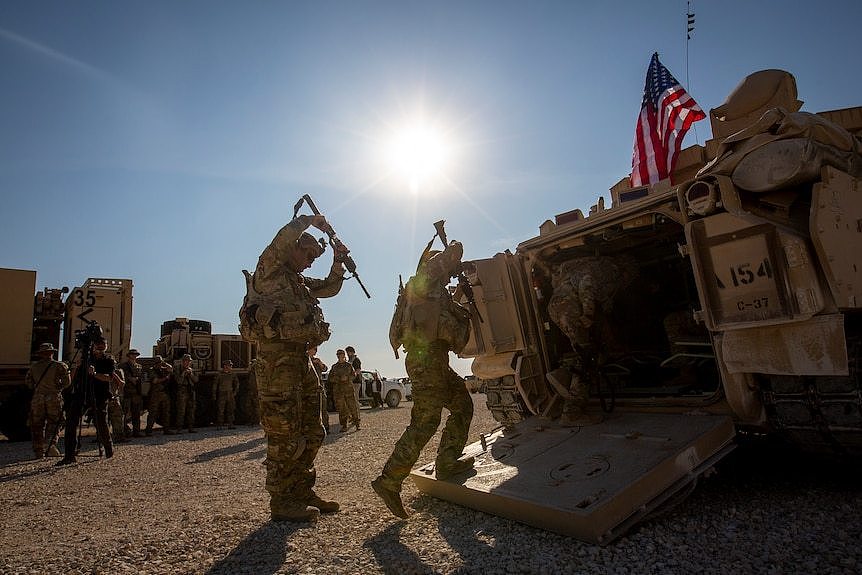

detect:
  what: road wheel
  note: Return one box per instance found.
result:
[385,389,401,408]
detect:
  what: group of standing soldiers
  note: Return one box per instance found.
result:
[139,353,241,436]
[25,341,242,462]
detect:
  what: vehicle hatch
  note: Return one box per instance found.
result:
[411,412,735,544]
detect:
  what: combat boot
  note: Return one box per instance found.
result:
[371,477,408,519]
[560,370,602,427]
[435,456,475,481]
[271,503,320,523]
[55,456,76,466]
[304,492,340,513]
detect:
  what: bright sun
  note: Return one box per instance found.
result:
[384,120,450,194]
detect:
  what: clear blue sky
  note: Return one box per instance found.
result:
[2,1,860,378]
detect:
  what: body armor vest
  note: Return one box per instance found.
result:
[391,277,470,354]
[240,269,331,346]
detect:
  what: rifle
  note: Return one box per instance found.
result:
[432,220,483,324]
[293,194,371,299]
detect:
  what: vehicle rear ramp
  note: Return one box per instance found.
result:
[410,413,735,545]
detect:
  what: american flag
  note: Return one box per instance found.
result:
[631,52,705,187]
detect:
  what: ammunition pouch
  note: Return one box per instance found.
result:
[239,270,331,346]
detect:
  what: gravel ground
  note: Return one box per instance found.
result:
[1,395,861,575]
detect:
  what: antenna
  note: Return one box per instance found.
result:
[685,0,700,144]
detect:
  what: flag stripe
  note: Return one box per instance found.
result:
[631,53,705,187]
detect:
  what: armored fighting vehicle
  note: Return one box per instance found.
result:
[411,70,862,543]
[152,317,259,426]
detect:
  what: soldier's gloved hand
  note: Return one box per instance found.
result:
[310,215,331,234]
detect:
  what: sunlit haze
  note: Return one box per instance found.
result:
[385,119,451,194]
[2,1,860,380]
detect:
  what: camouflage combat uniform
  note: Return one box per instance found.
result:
[309,354,329,433]
[174,358,199,432]
[213,368,239,428]
[328,360,359,431]
[146,359,173,435]
[239,214,345,522]
[119,356,144,437]
[25,349,71,457]
[108,369,127,443]
[547,255,636,423]
[373,240,473,517]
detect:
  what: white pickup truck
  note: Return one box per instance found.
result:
[323,370,407,409]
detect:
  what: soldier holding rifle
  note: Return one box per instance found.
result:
[373,221,475,518]
[240,198,363,523]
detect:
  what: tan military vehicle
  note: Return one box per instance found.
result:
[152,317,258,427]
[411,70,862,544]
[0,271,132,440]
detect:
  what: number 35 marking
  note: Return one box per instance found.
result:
[72,289,96,307]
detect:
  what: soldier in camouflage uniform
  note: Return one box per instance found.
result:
[372,238,474,519]
[239,213,347,522]
[26,343,71,458]
[118,349,144,438]
[307,346,329,434]
[212,360,239,429]
[108,367,128,443]
[145,355,174,435]
[547,255,636,425]
[328,349,360,432]
[174,353,199,433]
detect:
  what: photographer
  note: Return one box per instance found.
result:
[56,332,116,465]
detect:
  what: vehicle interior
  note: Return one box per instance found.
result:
[533,212,721,404]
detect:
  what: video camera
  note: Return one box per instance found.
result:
[74,320,104,349]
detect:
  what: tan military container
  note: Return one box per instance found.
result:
[0,268,37,367]
[62,278,133,362]
[412,69,862,544]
